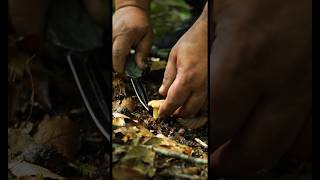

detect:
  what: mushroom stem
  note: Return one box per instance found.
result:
[153,108,159,119]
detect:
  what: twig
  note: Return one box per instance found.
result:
[112,144,207,165]
[148,146,207,165]
[25,54,36,122]
[194,138,208,149]
[160,172,206,180]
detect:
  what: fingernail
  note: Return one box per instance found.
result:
[159,85,165,94]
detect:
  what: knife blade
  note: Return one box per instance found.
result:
[67,52,111,141]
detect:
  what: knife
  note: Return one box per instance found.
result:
[125,50,149,111]
[67,51,111,141]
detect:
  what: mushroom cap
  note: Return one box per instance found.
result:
[148,100,165,108]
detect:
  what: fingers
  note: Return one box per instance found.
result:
[176,92,207,117]
[135,31,153,69]
[112,35,133,73]
[158,75,191,117]
[159,49,177,96]
[211,87,312,176]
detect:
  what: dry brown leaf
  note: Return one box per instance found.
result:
[9,160,64,179]
[114,125,154,143]
[8,128,35,155]
[33,115,79,159]
[113,97,135,114]
[120,97,135,112]
[113,112,130,119]
[112,112,130,127]
[145,137,193,156]
[113,146,156,179]
[112,75,126,100]
[112,100,121,112]
[112,118,126,127]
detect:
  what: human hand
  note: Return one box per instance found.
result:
[158,8,208,118]
[210,0,312,176]
[112,5,153,73]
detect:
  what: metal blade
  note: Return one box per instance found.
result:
[130,78,149,111]
[67,52,110,141]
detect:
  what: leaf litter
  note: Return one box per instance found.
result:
[112,57,208,179]
[8,34,110,179]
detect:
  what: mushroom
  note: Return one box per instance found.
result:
[148,100,165,119]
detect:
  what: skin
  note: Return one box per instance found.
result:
[210,0,312,177]
[112,0,153,73]
[112,1,208,118]
[113,0,311,177]
[10,0,311,177]
[158,4,208,118]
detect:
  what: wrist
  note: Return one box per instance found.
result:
[195,2,208,34]
[115,0,150,13]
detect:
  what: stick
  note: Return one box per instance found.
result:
[194,138,208,149]
[150,146,207,165]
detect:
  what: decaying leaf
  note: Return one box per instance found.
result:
[33,115,79,159]
[148,100,165,119]
[144,136,193,156]
[120,97,135,113]
[9,160,64,179]
[113,112,130,119]
[8,128,36,156]
[74,163,97,178]
[113,145,156,179]
[112,97,135,114]
[113,125,154,144]
[112,74,127,100]
[177,116,208,129]
[18,174,44,180]
[112,112,130,127]
[112,118,126,127]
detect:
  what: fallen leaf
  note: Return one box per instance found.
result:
[9,160,64,179]
[33,115,79,159]
[120,97,135,112]
[8,128,35,155]
[112,75,126,100]
[18,174,44,180]
[113,146,156,179]
[114,125,154,144]
[113,98,135,114]
[144,136,193,156]
[112,118,126,127]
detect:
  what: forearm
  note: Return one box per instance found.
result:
[198,2,208,26]
[114,0,150,12]
[193,2,208,35]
